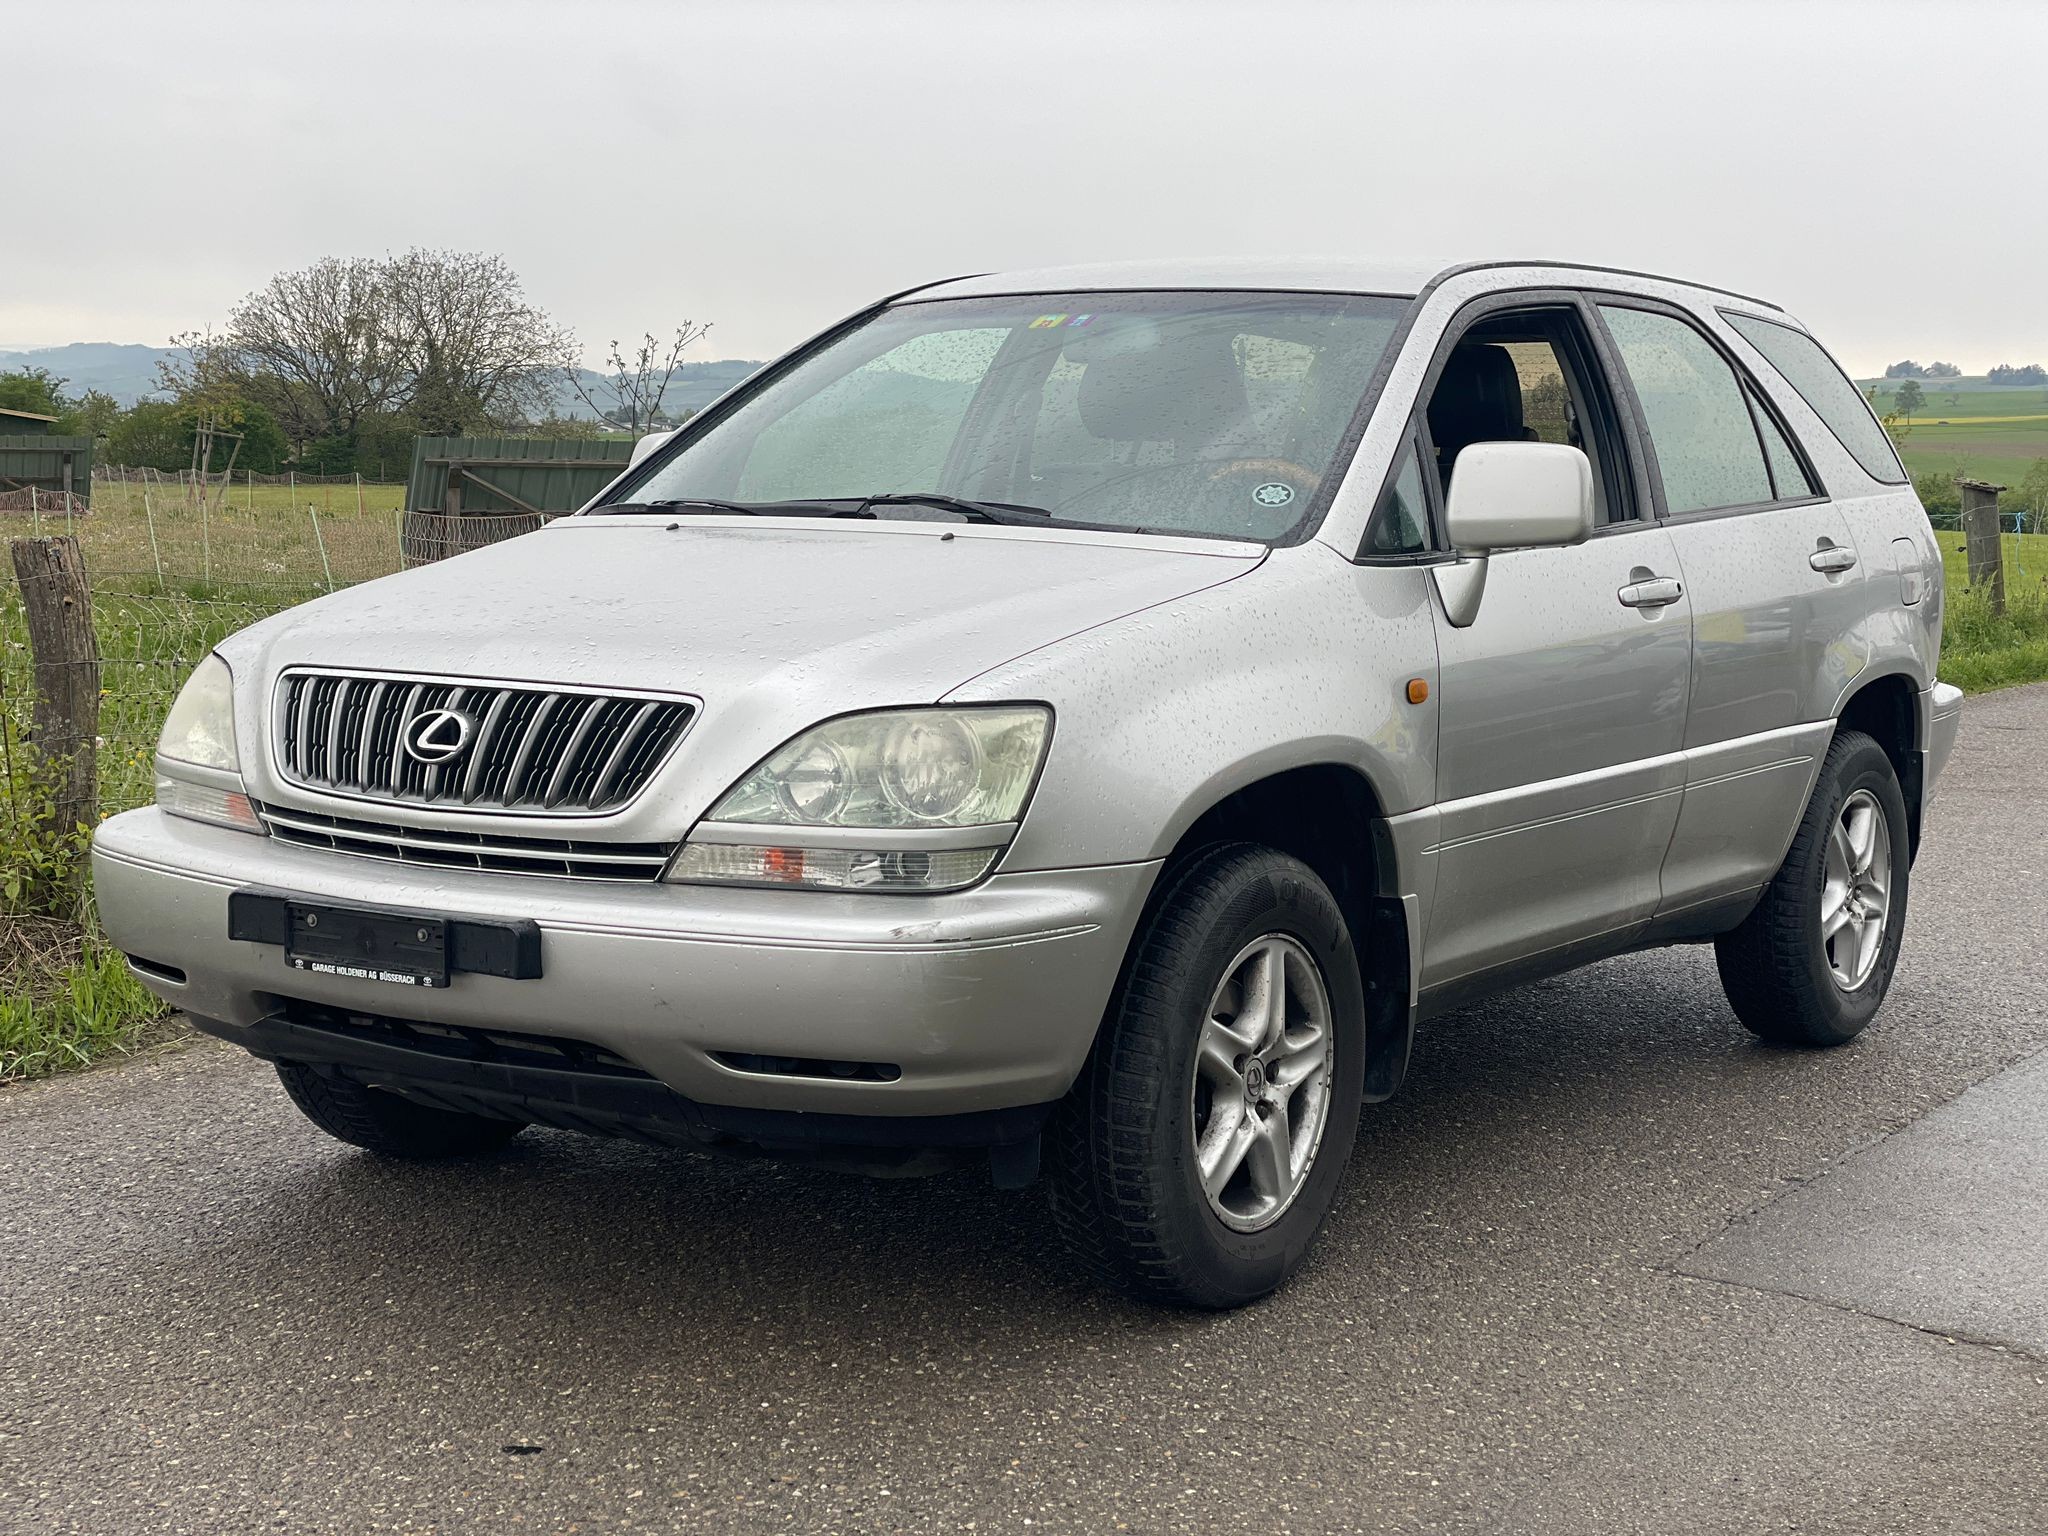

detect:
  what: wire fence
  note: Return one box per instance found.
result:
[2,470,561,827]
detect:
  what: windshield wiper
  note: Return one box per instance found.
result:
[598,497,875,519]
[857,492,1054,525]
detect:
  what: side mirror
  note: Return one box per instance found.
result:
[628,428,678,470]
[1434,441,1595,627]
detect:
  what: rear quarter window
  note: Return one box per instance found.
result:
[1721,311,1907,485]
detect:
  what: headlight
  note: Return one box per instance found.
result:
[667,705,1050,892]
[155,654,264,835]
[157,653,239,771]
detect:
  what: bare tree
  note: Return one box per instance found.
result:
[384,249,576,434]
[182,256,405,447]
[569,323,714,434]
[171,250,576,450]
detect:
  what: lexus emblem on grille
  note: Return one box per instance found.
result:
[400,706,477,765]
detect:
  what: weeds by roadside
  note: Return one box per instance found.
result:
[1936,532,2048,693]
[0,726,168,1083]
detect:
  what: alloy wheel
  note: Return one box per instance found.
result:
[1190,934,1337,1232]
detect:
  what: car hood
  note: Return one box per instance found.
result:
[223,518,1262,820]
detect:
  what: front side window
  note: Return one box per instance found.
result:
[1600,306,1773,514]
[1363,443,1429,556]
[1722,310,1907,485]
[613,290,1409,543]
[1422,306,1633,525]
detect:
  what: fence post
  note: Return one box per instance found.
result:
[355,471,365,518]
[202,485,212,585]
[7,535,100,831]
[310,506,335,592]
[1960,478,2007,616]
[28,485,39,536]
[142,480,165,590]
[394,506,407,569]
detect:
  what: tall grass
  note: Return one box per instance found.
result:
[1935,531,2048,692]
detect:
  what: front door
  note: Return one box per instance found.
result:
[1408,303,1694,991]
[1424,529,1693,986]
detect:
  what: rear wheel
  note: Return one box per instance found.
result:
[275,1060,526,1159]
[1715,728,1910,1046]
[1047,844,1367,1308]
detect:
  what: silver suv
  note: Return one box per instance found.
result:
[94,258,1964,1307]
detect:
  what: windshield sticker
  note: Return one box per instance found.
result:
[1251,482,1296,508]
[1029,314,1095,329]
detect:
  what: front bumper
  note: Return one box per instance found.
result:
[92,808,1155,1120]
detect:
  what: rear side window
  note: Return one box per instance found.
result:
[1721,311,1907,485]
[1600,306,1772,514]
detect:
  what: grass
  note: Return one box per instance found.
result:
[1935,530,2048,693]
[0,916,170,1082]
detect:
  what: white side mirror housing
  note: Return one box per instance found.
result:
[1433,442,1596,629]
[1444,441,1595,552]
[628,428,678,470]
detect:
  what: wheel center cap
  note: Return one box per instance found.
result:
[1244,1059,1267,1098]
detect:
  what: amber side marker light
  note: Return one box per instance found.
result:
[1405,678,1430,705]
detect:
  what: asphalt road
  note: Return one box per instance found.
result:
[6,686,2047,1535]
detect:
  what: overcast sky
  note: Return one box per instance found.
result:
[5,0,2041,377]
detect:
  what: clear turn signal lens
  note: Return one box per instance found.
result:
[665,841,1001,892]
[154,772,266,834]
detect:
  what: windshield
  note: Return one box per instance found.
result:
[609,290,1410,542]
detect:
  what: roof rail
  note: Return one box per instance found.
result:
[1430,259,1785,312]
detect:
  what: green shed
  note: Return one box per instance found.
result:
[0,416,93,506]
[404,435,636,517]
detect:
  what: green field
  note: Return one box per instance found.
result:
[1857,378,2048,487]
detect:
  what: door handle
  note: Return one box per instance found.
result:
[1809,545,1859,574]
[1617,576,1684,609]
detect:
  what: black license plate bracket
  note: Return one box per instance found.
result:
[229,888,542,985]
[287,902,449,988]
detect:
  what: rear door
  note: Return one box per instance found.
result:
[1593,301,1866,916]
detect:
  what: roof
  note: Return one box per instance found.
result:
[912,257,1784,312]
[0,406,58,424]
[915,257,1448,300]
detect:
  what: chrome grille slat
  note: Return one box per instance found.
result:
[258,803,674,882]
[461,690,515,803]
[272,669,695,816]
[355,679,387,790]
[590,700,661,807]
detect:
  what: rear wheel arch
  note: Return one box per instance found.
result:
[1835,669,1924,854]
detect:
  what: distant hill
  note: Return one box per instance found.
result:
[0,342,761,418]
[0,342,178,404]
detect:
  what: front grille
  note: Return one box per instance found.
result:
[259,803,675,881]
[274,669,695,814]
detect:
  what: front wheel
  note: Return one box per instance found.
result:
[1046,844,1367,1308]
[275,1060,526,1159]
[1715,728,1910,1046]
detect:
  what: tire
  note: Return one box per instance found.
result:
[275,1060,526,1159]
[1047,843,1368,1308]
[1715,728,1910,1046]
